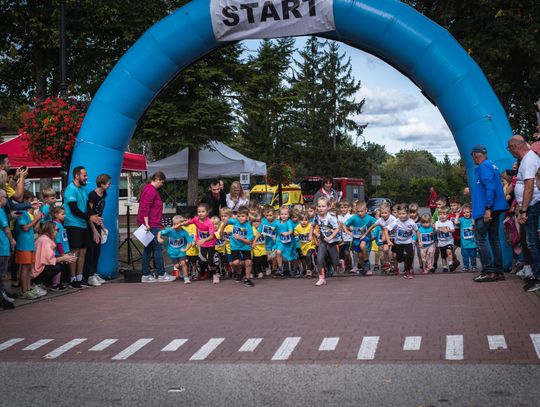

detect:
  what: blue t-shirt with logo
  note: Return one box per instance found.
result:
[418,225,435,247]
[345,214,376,241]
[41,204,53,223]
[54,220,70,256]
[15,211,35,252]
[459,217,477,249]
[161,227,192,259]
[0,208,11,256]
[227,218,254,251]
[276,219,295,245]
[259,218,280,251]
[63,183,88,228]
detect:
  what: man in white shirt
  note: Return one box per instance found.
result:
[507,135,540,292]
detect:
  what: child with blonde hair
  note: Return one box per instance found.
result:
[294,212,316,278]
[311,197,341,286]
[418,214,436,273]
[158,214,194,284]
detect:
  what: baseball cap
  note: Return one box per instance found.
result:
[471,144,487,154]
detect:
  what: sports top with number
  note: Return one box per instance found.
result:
[372,225,384,246]
[344,213,376,240]
[338,213,353,242]
[434,220,455,247]
[54,220,70,256]
[227,218,254,251]
[374,214,397,241]
[294,223,315,255]
[187,216,216,248]
[276,219,295,245]
[222,224,234,254]
[161,227,192,258]
[15,211,35,251]
[258,218,280,251]
[314,213,341,244]
[63,182,89,228]
[388,218,418,245]
[459,217,477,249]
[0,208,10,256]
[214,229,226,254]
[183,224,199,256]
[418,225,435,247]
[252,226,266,257]
[41,204,52,224]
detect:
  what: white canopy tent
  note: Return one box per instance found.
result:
[147,140,267,180]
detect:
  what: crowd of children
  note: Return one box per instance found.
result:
[154,193,488,288]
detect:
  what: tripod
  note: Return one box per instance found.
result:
[119,203,142,268]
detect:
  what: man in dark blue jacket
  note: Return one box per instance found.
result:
[471,144,509,282]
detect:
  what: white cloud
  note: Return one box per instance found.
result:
[358,86,420,115]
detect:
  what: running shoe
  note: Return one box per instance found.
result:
[243,278,254,287]
[158,273,176,282]
[315,278,327,286]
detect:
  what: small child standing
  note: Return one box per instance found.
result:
[52,206,71,286]
[434,208,456,272]
[408,203,423,273]
[455,203,477,272]
[294,213,316,278]
[212,216,227,278]
[311,197,341,286]
[185,203,218,283]
[418,214,436,273]
[448,197,462,269]
[251,215,267,279]
[255,205,280,276]
[337,200,353,273]
[220,208,235,279]
[183,213,200,280]
[0,189,16,309]
[158,214,194,284]
[40,187,57,223]
[387,203,420,279]
[275,206,298,277]
[344,201,376,275]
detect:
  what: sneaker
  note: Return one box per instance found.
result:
[511,261,524,274]
[306,270,312,279]
[22,289,39,300]
[349,267,358,274]
[364,269,373,276]
[79,280,92,288]
[183,276,191,284]
[158,273,176,282]
[526,281,540,292]
[50,284,67,292]
[442,267,449,273]
[315,278,327,286]
[407,269,414,279]
[32,285,47,297]
[88,275,102,287]
[141,275,157,283]
[2,290,14,303]
[448,263,457,272]
[69,281,83,289]
[462,267,470,273]
[374,264,380,271]
[265,269,272,276]
[523,279,537,291]
[234,273,243,282]
[517,265,533,279]
[295,270,302,278]
[257,272,264,279]
[243,278,254,287]
[0,298,14,309]
[213,273,220,284]
[94,274,107,284]
[403,270,410,279]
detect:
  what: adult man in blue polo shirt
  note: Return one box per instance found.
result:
[470,144,509,282]
[64,166,102,289]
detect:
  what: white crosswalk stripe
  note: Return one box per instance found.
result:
[445,335,464,360]
[189,338,225,361]
[89,339,118,352]
[529,334,540,359]
[487,335,507,350]
[239,338,263,352]
[44,338,87,359]
[111,338,153,360]
[271,337,301,361]
[162,339,188,352]
[357,336,379,360]
[23,339,54,351]
[0,338,24,351]
[319,337,340,351]
[403,336,422,351]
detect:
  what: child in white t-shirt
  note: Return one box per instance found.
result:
[387,203,421,279]
[337,200,353,272]
[434,208,456,272]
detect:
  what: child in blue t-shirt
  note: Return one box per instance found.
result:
[52,206,70,256]
[40,187,57,223]
[418,214,436,273]
[455,203,477,272]
[0,190,16,308]
[220,206,254,286]
[158,214,193,284]
[343,201,376,275]
[253,205,280,275]
[275,206,298,277]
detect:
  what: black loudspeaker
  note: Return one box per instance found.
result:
[121,268,142,283]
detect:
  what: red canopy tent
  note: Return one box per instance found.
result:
[0,135,147,177]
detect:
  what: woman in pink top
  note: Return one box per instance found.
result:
[137,172,173,282]
[186,202,219,283]
[32,221,76,292]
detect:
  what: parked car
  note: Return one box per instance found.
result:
[366,197,393,215]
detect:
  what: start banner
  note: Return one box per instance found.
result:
[211,0,335,42]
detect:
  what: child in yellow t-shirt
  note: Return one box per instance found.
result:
[182,215,200,280]
[294,212,316,278]
[219,207,234,278]
[250,215,267,279]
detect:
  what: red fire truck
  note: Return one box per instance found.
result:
[300,176,365,203]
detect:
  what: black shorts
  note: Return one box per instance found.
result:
[231,250,252,262]
[66,226,88,250]
[439,245,453,259]
[393,243,414,263]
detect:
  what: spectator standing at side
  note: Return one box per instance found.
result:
[427,186,438,215]
[201,179,227,218]
[470,145,509,282]
[507,135,540,292]
[226,181,249,214]
[313,177,341,204]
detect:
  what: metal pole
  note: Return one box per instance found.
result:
[276,117,283,207]
[59,0,68,96]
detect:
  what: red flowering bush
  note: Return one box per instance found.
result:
[19,97,86,167]
[267,163,296,186]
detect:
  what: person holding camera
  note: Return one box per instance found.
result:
[507,135,540,292]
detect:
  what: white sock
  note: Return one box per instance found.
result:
[76,274,83,282]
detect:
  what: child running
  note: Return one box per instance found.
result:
[337,200,353,273]
[254,205,280,276]
[418,214,436,273]
[251,214,268,279]
[387,203,421,279]
[311,197,341,286]
[275,206,298,277]
[158,214,194,284]
[185,203,218,283]
[294,212,316,278]
[434,208,456,272]
[343,200,376,275]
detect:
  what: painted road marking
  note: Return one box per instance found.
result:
[111,338,153,361]
[23,339,54,351]
[239,338,263,352]
[403,336,422,351]
[530,334,540,359]
[357,336,379,360]
[319,337,340,351]
[445,335,464,360]
[0,338,24,351]
[487,335,507,350]
[271,337,301,361]
[89,339,118,352]
[162,339,188,352]
[44,338,87,359]
[189,338,225,361]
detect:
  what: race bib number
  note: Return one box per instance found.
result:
[215,238,225,247]
[437,231,450,240]
[233,226,247,239]
[280,233,292,244]
[223,231,231,241]
[198,230,210,240]
[352,226,365,239]
[397,229,411,239]
[211,0,335,41]
[256,234,265,244]
[62,229,68,242]
[421,233,433,244]
[169,238,184,248]
[261,224,276,237]
[298,233,310,243]
[463,227,474,239]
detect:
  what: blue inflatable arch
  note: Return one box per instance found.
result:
[72,0,513,277]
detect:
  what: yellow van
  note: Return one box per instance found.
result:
[250,184,305,209]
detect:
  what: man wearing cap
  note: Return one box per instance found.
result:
[471,144,508,282]
[507,135,540,292]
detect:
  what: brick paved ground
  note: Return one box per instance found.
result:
[1,273,540,364]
